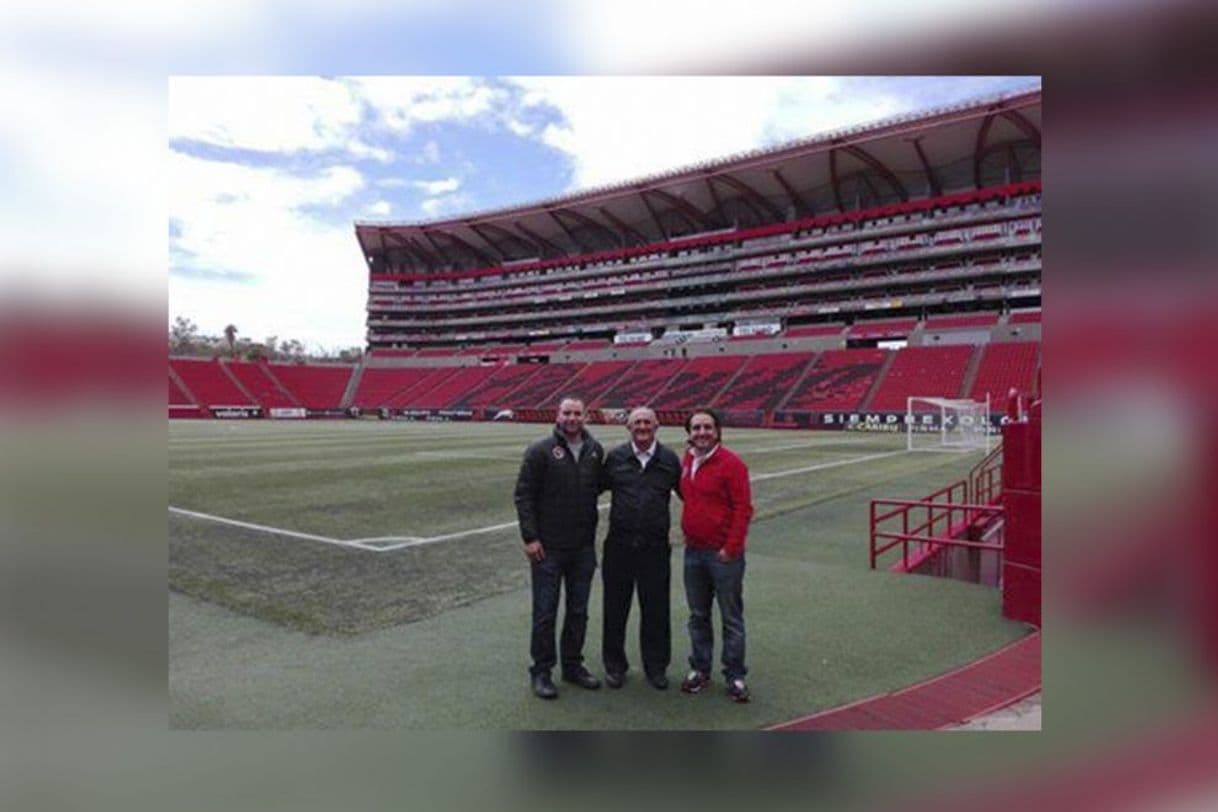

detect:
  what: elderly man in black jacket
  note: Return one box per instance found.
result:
[599,407,682,690]
[514,397,605,699]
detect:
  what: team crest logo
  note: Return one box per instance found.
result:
[552,446,566,460]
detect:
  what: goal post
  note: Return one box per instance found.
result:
[906,395,992,453]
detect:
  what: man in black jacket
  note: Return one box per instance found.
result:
[599,407,682,690]
[514,397,604,699]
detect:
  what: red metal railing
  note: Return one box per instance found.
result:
[969,441,1004,504]
[870,478,1004,573]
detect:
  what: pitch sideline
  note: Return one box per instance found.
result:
[170,449,907,553]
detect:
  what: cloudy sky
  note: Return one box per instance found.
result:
[168,75,1039,352]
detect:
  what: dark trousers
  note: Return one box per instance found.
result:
[602,540,671,677]
[684,547,747,681]
[529,546,596,677]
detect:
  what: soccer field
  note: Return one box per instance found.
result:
[169,419,1028,729]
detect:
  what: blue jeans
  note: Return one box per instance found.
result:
[683,547,747,681]
[529,546,596,677]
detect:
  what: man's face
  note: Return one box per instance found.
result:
[688,413,719,453]
[557,399,586,438]
[627,409,657,450]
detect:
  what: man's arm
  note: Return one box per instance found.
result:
[720,456,754,560]
[514,444,545,560]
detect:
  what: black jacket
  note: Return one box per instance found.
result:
[600,441,681,548]
[514,426,604,550]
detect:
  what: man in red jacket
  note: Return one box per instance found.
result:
[678,408,754,702]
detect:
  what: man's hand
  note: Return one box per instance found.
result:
[523,540,545,563]
[717,548,733,563]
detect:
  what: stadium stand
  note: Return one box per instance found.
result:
[451,363,544,408]
[867,345,976,412]
[785,325,844,338]
[504,363,586,408]
[595,360,684,408]
[714,353,815,411]
[170,358,255,407]
[539,360,634,408]
[848,318,919,339]
[653,356,749,410]
[172,89,1041,424]
[226,361,299,409]
[383,366,462,408]
[409,365,498,409]
[563,339,612,352]
[924,313,999,330]
[267,363,353,410]
[969,342,1041,407]
[168,374,193,405]
[781,349,888,412]
[352,366,437,409]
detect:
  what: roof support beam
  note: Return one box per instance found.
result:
[597,207,649,246]
[643,188,714,231]
[382,231,430,271]
[709,173,785,223]
[437,230,495,266]
[1001,109,1041,148]
[638,191,669,240]
[545,208,590,252]
[405,237,443,271]
[465,222,509,262]
[555,207,624,248]
[473,221,537,257]
[973,112,997,190]
[829,148,846,213]
[772,169,811,218]
[841,145,907,201]
[704,176,728,227]
[1007,143,1022,183]
[420,230,454,265]
[514,222,564,258]
[908,136,942,198]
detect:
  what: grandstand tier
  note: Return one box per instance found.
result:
[781,349,888,412]
[170,359,254,407]
[172,89,1041,426]
[867,345,975,412]
[266,363,353,410]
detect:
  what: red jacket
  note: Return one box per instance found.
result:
[680,444,754,559]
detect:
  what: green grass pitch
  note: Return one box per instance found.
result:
[169,419,1030,729]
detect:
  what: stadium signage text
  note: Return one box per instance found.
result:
[211,406,261,419]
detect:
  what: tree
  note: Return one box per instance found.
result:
[170,316,199,354]
[223,324,238,358]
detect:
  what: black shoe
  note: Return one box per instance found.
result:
[532,672,558,700]
[561,666,601,690]
[680,670,710,694]
[646,672,668,690]
[605,671,626,689]
[726,677,750,703]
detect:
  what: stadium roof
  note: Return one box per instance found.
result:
[355,87,1040,275]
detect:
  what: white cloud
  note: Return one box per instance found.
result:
[419,140,441,164]
[168,152,368,347]
[509,77,899,191]
[169,76,389,160]
[353,77,502,134]
[366,200,392,216]
[421,193,471,218]
[412,177,461,195]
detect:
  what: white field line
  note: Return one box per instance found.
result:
[750,450,905,482]
[170,449,906,553]
[168,507,380,552]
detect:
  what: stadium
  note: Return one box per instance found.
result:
[169,85,1042,729]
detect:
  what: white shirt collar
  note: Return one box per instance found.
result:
[632,440,657,459]
[690,443,719,476]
